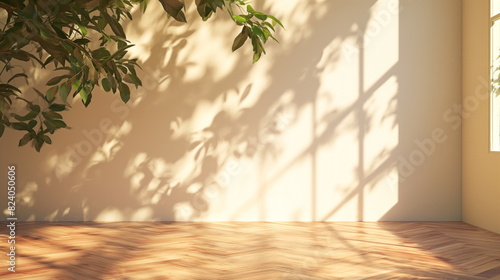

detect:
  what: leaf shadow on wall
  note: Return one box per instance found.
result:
[12,0,403,222]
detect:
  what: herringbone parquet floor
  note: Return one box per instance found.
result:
[0,222,499,279]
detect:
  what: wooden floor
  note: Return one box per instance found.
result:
[0,222,499,279]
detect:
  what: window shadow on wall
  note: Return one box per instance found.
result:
[1,0,460,223]
[3,0,384,222]
[3,0,399,222]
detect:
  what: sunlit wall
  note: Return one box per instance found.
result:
[0,0,462,222]
[462,0,500,235]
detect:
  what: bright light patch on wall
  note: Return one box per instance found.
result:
[491,1,500,151]
[174,202,194,221]
[18,182,38,207]
[95,208,124,222]
[45,209,59,221]
[131,207,154,221]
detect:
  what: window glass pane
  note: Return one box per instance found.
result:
[492,0,500,17]
[491,14,500,151]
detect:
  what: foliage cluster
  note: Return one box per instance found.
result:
[0,0,282,151]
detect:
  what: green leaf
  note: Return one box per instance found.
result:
[140,0,149,13]
[232,26,249,52]
[53,120,67,128]
[11,122,30,131]
[72,79,81,91]
[91,48,111,59]
[11,50,30,61]
[101,10,126,38]
[253,52,261,63]
[158,0,187,22]
[263,22,275,32]
[107,74,117,93]
[74,38,91,45]
[247,5,255,13]
[101,78,111,92]
[232,15,247,23]
[60,41,74,53]
[39,29,51,39]
[252,26,266,42]
[29,104,41,113]
[96,16,107,30]
[269,34,279,44]
[119,83,130,103]
[73,48,83,62]
[12,110,38,121]
[48,104,66,112]
[251,35,266,55]
[268,15,284,29]
[46,86,58,101]
[33,88,45,100]
[28,120,37,128]
[41,135,52,144]
[79,87,90,105]
[0,99,10,114]
[254,13,267,21]
[0,83,21,93]
[19,133,33,147]
[262,27,272,41]
[125,64,138,76]
[42,111,63,120]
[247,5,267,20]
[51,24,68,39]
[7,73,28,83]
[34,136,43,152]
[42,56,55,67]
[78,24,87,36]
[123,74,142,88]
[195,1,213,20]
[59,82,69,103]
[44,119,67,129]
[46,75,67,86]
[103,44,134,63]
[2,114,10,125]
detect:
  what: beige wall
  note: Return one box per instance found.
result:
[462,0,500,234]
[0,0,462,222]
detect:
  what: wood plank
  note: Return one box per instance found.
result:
[0,222,499,279]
